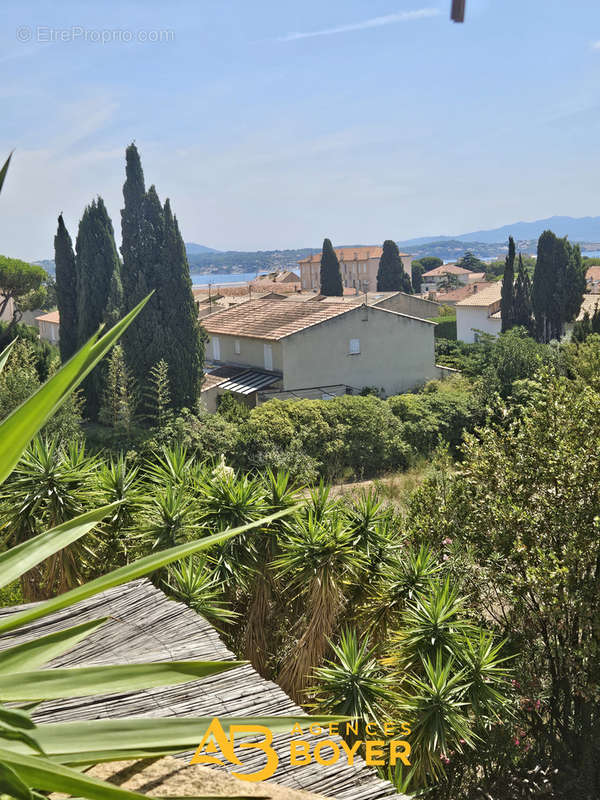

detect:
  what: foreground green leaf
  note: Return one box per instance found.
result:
[0,337,17,373]
[0,505,121,590]
[0,294,151,485]
[0,152,12,194]
[0,661,243,702]
[0,506,299,635]
[0,619,108,673]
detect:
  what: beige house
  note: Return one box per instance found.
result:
[201,298,442,410]
[35,310,60,344]
[421,264,483,293]
[298,246,413,293]
[455,283,502,343]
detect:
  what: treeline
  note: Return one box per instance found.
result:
[500,230,587,342]
[54,144,204,422]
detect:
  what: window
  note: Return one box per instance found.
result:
[348,338,360,354]
[212,336,221,361]
[234,339,241,354]
[264,343,273,371]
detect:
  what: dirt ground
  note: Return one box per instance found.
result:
[88,757,330,799]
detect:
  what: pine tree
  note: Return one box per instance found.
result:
[500,236,516,332]
[54,214,78,362]
[75,197,123,418]
[377,240,412,292]
[145,359,171,427]
[513,254,533,333]
[99,345,137,432]
[319,239,343,296]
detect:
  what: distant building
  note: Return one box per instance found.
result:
[421,264,483,293]
[429,281,494,306]
[455,283,502,343]
[253,270,300,284]
[201,298,444,410]
[298,246,413,293]
[585,266,600,294]
[35,310,60,344]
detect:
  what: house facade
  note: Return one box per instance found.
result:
[455,283,502,343]
[201,298,440,409]
[298,246,413,293]
[421,264,484,294]
[35,310,60,344]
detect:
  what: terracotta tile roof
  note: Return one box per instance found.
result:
[468,271,487,281]
[435,282,491,304]
[203,299,353,341]
[201,365,246,391]
[299,246,410,264]
[577,294,600,321]
[585,266,600,282]
[455,282,502,307]
[35,310,60,323]
[422,264,471,278]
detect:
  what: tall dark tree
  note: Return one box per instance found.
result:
[500,236,516,332]
[54,214,78,362]
[120,144,204,412]
[513,253,533,333]
[457,251,487,272]
[160,199,205,408]
[75,197,123,418]
[377,240,412,293]
[319,239,343,296]
[532,231,584,343]
[411,260,424,293]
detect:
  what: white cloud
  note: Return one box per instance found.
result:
[278,8,440,42]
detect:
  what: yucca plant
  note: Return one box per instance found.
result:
[1,437,99,600]
[166,555,237,630]
[243,470,301,675]
[93,454,144,568]
[364,544,443,639]
[310,628,395,741]
[275,511,360,702]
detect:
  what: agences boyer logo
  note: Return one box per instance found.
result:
[190,717,411,782]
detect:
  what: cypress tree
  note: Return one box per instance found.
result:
[319,239,343,296]
[500,236,516,332]
[160,199,205,408]
[54,214,78,362]
[532,231,559,343]
[377,240,412,293]
[513,254,533,334]
[532,231,585,342]
[75,197,123,418]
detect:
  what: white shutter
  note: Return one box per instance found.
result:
[264,343,273,371]
[212,336,221,361]
[349,338,360,354]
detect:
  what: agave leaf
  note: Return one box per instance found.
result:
[0,618,108,673]
[0,337,17,373]
[0,760,32,800]
[0,747,243,800]
[5,715,343,762]
[0,505,300,635]
[0,152,12,194]
[0,294,151,486]
[0,707,35,731]
[0,504,121,589]
[0,661,243,702]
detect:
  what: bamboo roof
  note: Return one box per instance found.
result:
[0,580,406,800]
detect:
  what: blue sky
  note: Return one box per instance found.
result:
[1,0,600,260]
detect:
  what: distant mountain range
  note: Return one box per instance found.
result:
[184,242,220,255]
[398,216,600,248]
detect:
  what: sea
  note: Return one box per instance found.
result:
[191,271,258,288]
